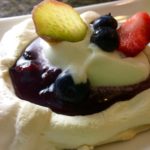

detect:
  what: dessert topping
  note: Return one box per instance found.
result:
[32,0,87,42]
[90,27,119,52]
[53,73,89,104]
[117,12,150,57]
[92,13,118,30]
[90,14,119,52]
[23,51,37,60]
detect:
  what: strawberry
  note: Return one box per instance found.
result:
[32,0,87,42]
[117,12,150,57]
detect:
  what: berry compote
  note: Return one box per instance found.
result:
[9,38,150,116]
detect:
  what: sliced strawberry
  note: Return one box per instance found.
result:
[117,12,150,57]
[32,0,87,42]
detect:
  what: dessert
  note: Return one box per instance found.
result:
[0,0,150,149]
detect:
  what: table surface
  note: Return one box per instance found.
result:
[0,0,117,18]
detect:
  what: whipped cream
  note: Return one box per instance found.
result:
[44,35,150,86]
[0,11,150,150]
[40,11,150,86]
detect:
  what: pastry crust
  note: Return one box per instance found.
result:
[0,12,150,150]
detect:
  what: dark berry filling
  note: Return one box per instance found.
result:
[9,38,150,116]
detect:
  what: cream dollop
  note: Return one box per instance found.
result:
[44,31,150,86]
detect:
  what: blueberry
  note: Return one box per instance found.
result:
[92,13,118,30]
[23,51,37,60]
[90,27,119,51]
[53,73,89,104]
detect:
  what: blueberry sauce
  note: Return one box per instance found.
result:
[9,38,150,116]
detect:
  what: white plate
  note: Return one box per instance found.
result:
[0,0,150,150]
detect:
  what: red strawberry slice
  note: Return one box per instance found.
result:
[117,12,150,57]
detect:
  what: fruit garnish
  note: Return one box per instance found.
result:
[117,12,150,57]
[90,27,119,52]
[32,0,88,42]
[90,14,119,52]
[92,13,118,30]
[53,73,89,104]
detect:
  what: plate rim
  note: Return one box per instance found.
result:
[0,0,133,21]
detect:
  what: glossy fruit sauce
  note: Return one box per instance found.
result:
[9,38,150,116]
